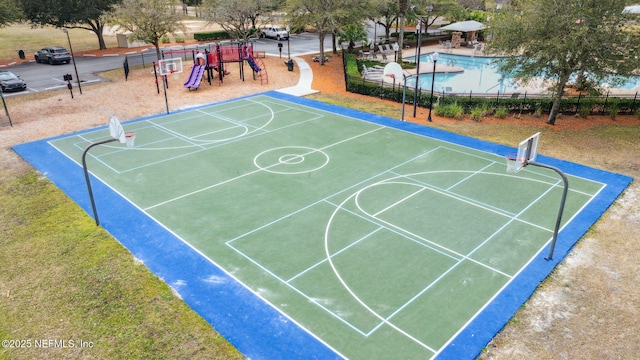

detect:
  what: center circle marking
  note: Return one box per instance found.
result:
[254,146,329,174]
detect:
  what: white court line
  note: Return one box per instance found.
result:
[317,164,593,348]
[352,180,512,276]
[62,95,607,356]
[144,126,384,211]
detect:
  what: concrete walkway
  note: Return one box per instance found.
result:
[276,57,318,96]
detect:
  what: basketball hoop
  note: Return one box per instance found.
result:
[505,132,541,174]
[124,132,136,148]
[505,153,524,173]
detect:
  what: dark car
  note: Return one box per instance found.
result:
[34,46,72,64]
[0,71,27,92]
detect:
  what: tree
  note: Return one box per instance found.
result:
[110,0,185,60]
[395,0,461,63]
[488,0,640,125]
[0,0,22,27]
[18,0,121,49]
[287,0,367,65]
[338,24,368,53]
[201,0,277,42]
[369,0,399,40]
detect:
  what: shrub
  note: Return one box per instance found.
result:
[470,107,484,122]
[578,104,591,118]
[608,102,619,120]
[161,35,170,43]
[344,54,359,76]
[435,103,464,120]
[194,30,231,41]
[533,104,543,118]
[482,103,494,116]
[175,36,185,43]
[494,106,509,119]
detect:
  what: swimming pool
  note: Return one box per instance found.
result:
[406,53,640,94]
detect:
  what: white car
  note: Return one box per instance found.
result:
[260,25,289,40]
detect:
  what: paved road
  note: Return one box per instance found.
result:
[2,33,336,97]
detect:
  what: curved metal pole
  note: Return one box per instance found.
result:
[528,161,569,260]
[82,138,118,226]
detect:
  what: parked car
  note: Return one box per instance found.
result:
[260,25,289,40]
[34,46,71,64]
[0,71,27,92]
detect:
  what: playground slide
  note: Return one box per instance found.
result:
[183,65,205,89]
[246,56,262,72]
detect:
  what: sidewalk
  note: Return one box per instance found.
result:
[277,57,317,96]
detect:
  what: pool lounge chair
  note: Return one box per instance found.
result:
[362,64,384,80]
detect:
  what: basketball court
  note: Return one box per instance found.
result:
[13,92,632,359]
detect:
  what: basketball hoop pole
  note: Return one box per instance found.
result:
[162,74,169,114]
[82,138,118,226]
[528,161,569,260]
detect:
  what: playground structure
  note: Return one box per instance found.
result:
[130,41,269,95]
[183,53,207,90]
[205,43,268,86]
[174,42,268,90]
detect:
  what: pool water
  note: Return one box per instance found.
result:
[406,53,640,94]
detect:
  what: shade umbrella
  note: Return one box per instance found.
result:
[437,20,488,32]
[623,5,640,14]
[437,20,488,47]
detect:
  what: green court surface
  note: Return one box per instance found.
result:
[15,92,631,359]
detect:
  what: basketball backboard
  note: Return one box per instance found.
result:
[108,116,126,143]
[517,132,541,163]
[383,62,404,81]
[506,132,540,173]
[158,58,183,76]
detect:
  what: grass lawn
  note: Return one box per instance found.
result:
[0,23,119,60]
[0,172,244,359]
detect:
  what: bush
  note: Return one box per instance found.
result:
[175,36,185,43]
[161,35,170,43]
[608,102,619,120]
[470,106,485,122]
[578,104,591,118]
[533,104,544,118]
[435,102,464,120]
[344,53,359,76]
[194,30,231,41]
[495,106,509,119]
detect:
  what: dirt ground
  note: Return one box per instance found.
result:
[2,48,639,359]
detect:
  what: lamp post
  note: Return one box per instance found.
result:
[286,26,291,61]
[62,28,82,95]
[411,5,433,117]
[411,17,422,117]
[427,51,439,122]
[392,42,399,62]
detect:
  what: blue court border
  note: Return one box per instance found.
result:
[13,91,632,359]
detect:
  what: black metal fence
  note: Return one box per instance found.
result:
[342,51,640,117]
[123,43,220,69]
